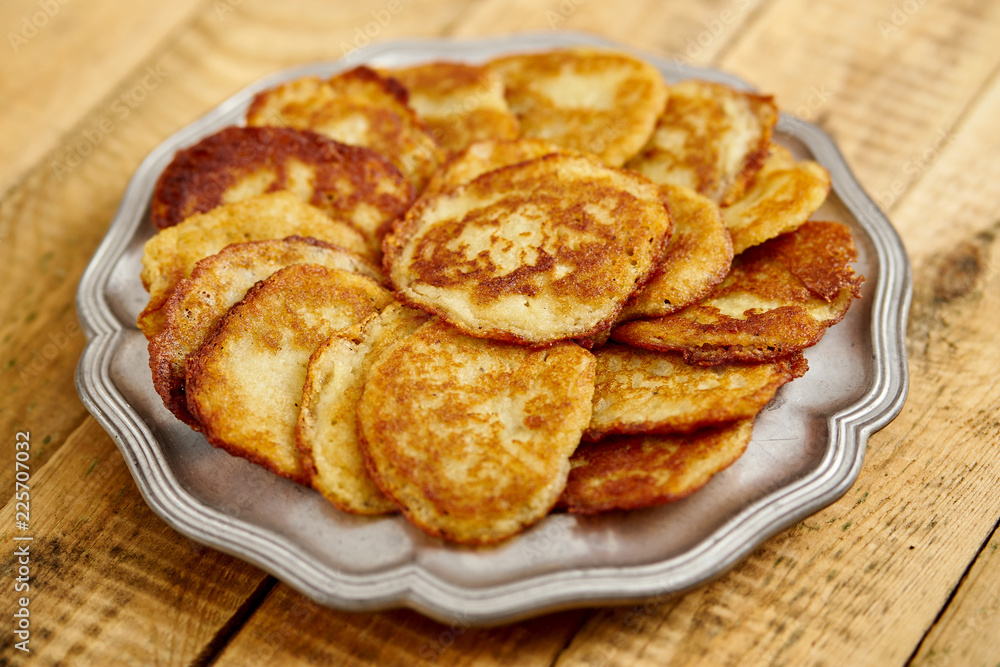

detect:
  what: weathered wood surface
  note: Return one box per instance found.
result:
[2,0,999,665]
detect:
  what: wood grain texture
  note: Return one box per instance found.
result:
[0,418,267,666]
[911,531,1000,666]
[450,0,768,62]
[2,0,1000,664]
[213,584,587,667]
[0,0,208,194]
[717,0,1000,205]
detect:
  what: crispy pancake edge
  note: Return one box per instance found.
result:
[560,418,755,514]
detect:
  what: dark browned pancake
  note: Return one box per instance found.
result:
[560,419,755,514]
[612,221,864,364]
[246,67,444,192]
[149,126,413,254]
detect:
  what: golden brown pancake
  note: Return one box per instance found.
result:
[138,192,372,337]
[617,184,734,322]
[246,66,444,192]
[560,419,755,514]
[148,236,383,428]
[423,138,568,196]
[186,264,393,484]
[585,343,807,441]
[625,80,778,205]
[381,62,519,154]
[296,303,430,515]
[488,47,667,167]
[357,319,595,544]
[384,153,673,345]
[612,221,864,364]
[149,126,413,249]
[722,144,831,254]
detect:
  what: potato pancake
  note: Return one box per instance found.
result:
[138,192,372,337]
[357,319,595,544]
[612,221,864,364]
[296,303,429,515]
[384,153,672,345]
[618,184,734,322]
[424,138,567,195]
[186,264,393,483]
[488,47,667,167]
[149,126,413,250]
[560,419,755,514]
[586,343,806,440]
[246,66,444,192]
[722,144,831,254]
[625,80,777,205]
[381,62,519,154]
[148,236,382,428]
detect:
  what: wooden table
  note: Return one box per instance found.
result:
[2,0,999,664]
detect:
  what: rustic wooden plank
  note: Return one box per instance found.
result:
[211,583,587,667]
[4,0,998,665]
[553,3,1000,664]
[450,0,769,63]
[0,0,209,194]
[886,59,1000,667]
[910,530,1000,666]
[715,0,1000,208]
[0,418,269,665]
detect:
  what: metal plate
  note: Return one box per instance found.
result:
[75,31,911,625]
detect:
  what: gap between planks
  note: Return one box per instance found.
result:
[905,511,1000,665]
[194,576,279,667]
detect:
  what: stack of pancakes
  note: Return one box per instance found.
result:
[139,47,863,545]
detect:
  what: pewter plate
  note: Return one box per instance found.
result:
[75,32,911,625]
